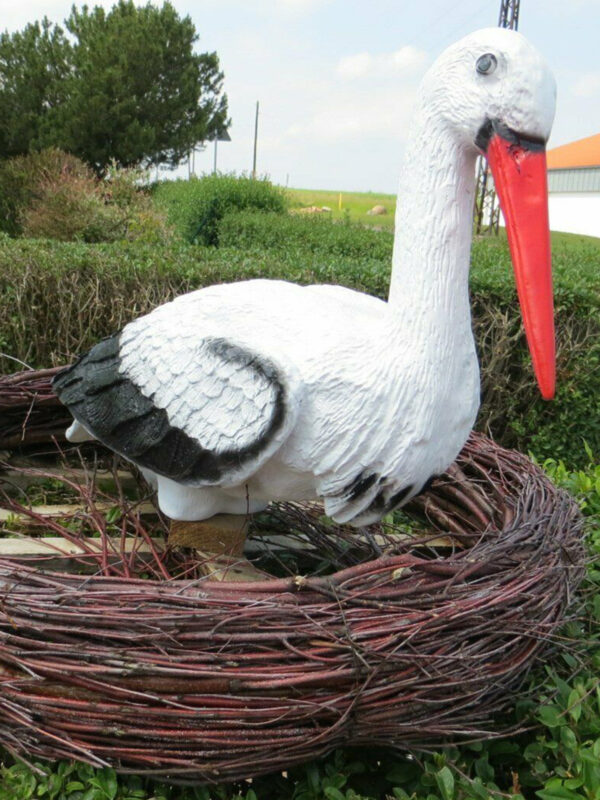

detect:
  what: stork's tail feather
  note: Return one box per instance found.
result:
[53,335,123,406]
[52,333,176,464]
[65,420,95,443]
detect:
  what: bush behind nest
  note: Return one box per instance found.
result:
[0,148,172,243]
[153,173,288,245]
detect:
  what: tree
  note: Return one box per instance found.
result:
[0,2,229,173]
[0,19,71,159]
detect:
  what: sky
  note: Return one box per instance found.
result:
[1,0,600,192]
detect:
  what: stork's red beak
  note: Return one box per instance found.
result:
[484,125,555,400]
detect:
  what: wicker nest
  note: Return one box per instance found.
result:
[0,369,586,782]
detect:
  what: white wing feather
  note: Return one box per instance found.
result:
[118,287,303,487]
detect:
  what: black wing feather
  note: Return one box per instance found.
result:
[53,334,286,486]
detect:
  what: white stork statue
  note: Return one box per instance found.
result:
[54,28,556,567]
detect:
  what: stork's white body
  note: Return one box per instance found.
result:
[61,27,556,526]
[112,275,479,524]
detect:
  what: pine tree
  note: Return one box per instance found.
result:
[0,2,229,173]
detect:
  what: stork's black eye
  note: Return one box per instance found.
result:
[476,53,497,75]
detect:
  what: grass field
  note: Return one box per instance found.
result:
[287,188,600,243]
[286,186,397,229]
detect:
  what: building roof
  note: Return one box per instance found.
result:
[547,133,600,170]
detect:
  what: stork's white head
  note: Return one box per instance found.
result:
[420,28,557,401]
[421,27,556,155]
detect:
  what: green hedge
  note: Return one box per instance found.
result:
[219,209,600,299]
[152,174,288,245]
[219,209,394,261]
[0,221,598,466]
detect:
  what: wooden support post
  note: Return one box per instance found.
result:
[168,515,271,582]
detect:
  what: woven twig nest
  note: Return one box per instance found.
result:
[0,369,586,782]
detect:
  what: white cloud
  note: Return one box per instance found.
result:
[572,72,600,98]
[286,84,420,143]
[277,0,330,9]
[336,52,372,79]
[336,45,427,80]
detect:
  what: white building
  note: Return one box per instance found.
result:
[546,133,600,238]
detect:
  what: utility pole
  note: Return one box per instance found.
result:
[474,0,521,235]
[252,101,259,179]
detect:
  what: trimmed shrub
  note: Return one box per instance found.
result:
[0,149,92,237]
[153,173,288,245]
[469,234,600,465]
[0,228,597,466]
[0,149,173,243]
[219,209,394,260]
[22,166,125,243]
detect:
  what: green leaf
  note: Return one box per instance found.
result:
[306,763,320,795]
[560,726,578,750]
[474,756,494,782]
[488,740,521,755]
[469,777,495,800]
[466,741,483,752]
[536,778,586,800]
[323,788,345,800]
[524,742,544,760]
[567,689,582,722]
[81,789,102,800]
[435,766,455,800]
[324,773,347,790]
[552,674,574,705]
[105,506,121,524]
[564,779,584,790]
[539,704,562,728]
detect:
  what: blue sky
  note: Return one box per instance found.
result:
[2,0,600,191]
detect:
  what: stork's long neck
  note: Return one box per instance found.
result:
[388,106,478,344]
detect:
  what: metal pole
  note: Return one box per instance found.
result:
[252,101,259,179]
[474,0,520,234]
[498,0,520,28]
[213,138,218,174]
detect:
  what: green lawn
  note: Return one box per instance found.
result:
[286,186,397,229]
[287,187,600,244]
